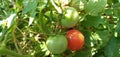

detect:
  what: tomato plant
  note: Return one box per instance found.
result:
[46,35,67,54]
[0,0,120,57]
[61,7,79,28]
[66,29,84,51]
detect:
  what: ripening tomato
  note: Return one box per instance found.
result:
[46,35,67,54]
[66,29,84,51]
[61,7,79,28]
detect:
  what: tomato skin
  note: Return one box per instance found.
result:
[61,7,79,28]
[46,35,67,54]
[66,29,84,51]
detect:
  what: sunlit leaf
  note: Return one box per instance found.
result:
[23,0,38,14]
[96,30,110,47]
[39,0,48,11]
[29,10,36,26]
[23,0,38,25]
[71,0,87,11]
[6,13,16,29]
[81,15,104,27]
[85,0,107,16]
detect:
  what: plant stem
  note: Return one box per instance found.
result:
[50,0,62,14]
[12,25,21,54]
[1,32,8,47]
[0,47,33,57]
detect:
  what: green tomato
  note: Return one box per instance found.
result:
[46,35,67,54]
[61,7,79,28]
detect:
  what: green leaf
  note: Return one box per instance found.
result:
[82,30,91,47]
[23,0,38,14]
[28,10,36,26]
[0,26,7,41]
[81,15,104,27]
[39,0,48,11]
[104,8,113,15]
[115,21,120,32]
[52,54,63,57]
[107,0,119,4]
[34,50,45,57]
[50,0,62,14]
[112,0,119,3]
[73,48,92,57]
[15,0,23,12]
[85,0,107,16]
[23,0,38,25]
[70,0,87,11]
[6,13,16,29]
[104,37,120,57]
[36,13,51,35]
[96,30,110,47]
[113,6,120,18]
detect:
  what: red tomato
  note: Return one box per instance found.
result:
[66,29,84,51]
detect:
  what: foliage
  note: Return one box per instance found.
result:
[0,0,120,57]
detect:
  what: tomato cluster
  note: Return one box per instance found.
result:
[46,7,84,54]
[46,29,84,54]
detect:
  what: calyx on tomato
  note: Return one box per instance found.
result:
[61,7,79,28]
[46,35,67,54]
[66,29,84,51]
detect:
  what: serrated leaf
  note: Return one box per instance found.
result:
[23,0,38,14]
[22,0,38,25]
[81,15,104,27]
[85,0,107,16]
[104,37,120,57]
[71,0,87,11]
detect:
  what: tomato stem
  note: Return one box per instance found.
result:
[12,24,21,54]
[0,47,33,57]
[50,0,62,14]
[1,33,8,47]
